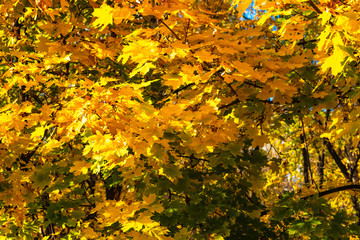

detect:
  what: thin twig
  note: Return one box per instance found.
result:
[307,0,334,26]
[178,154,209,162]
[218,99,240,109]
[243,81,263,89]
[225,82,239,97]
[292,70,312,87]
[173,83,195,94]
[307,0,322,14]
[158,19,181,40]
[270,142,282,159]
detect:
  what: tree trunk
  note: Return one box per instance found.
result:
[300,134,310,185]
[345,145,360,224]
[317,147,324,189]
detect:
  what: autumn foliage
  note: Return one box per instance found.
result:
[1,0,360,239]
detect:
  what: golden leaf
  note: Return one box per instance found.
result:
[321,33,346,76]
[92,3,114,31]
[113,7,134,24]
[31,126,46,140]
[70,161,93,176]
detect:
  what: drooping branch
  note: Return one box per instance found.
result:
[302,184,360,200]
[260,184,360,216]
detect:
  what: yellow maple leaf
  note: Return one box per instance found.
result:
[113,7,134,24]
[82,227,99,238]
[143,194,156,204]
[122,221,144,232]
[120,39,160,64]
[99,76,118,86]
[182,10,199,23]
[92,3,114,31]
[194,49,216,63]
[319,11,332,26]
[321,33,346,76]
[31,126,46,140]
[70,161,93,176]
[130,62,156,78]
[317,25,331,51]
[41,139,62,155]
[163,72,183,89]
[232,0,254,14]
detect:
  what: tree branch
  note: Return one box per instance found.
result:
[218,99,240,110]
[323,138,351,181]
[300,133,311,185]
[297,39,317,46]
[158,19,181,40]
[173,83,195,94]
[307,0,334,26]
[302,184,360,200]
[307,0,322,14]
[243,81,263,89]
[178,154,209,162]
[225,82,239,97]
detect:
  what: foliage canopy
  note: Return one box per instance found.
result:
[1,0,360,239]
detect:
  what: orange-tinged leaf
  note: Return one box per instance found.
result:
[232,0,253,13]
[113,7,134,24]
[163,72,183,89]
[194,49,216,63]
[143,194,156,204]
[60,0,69,9]
[182,11,199,23]
[70,161,93,175]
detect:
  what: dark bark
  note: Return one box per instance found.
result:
[105,185,122,201]
[351,196,360,225]
[300,134,310,185]
[317,147,325,189]
[323,138,360,223]
[344,145,360,224]
[302,184,360,200]
[323,138,350,181]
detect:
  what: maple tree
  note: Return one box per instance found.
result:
[2,0,360,239]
